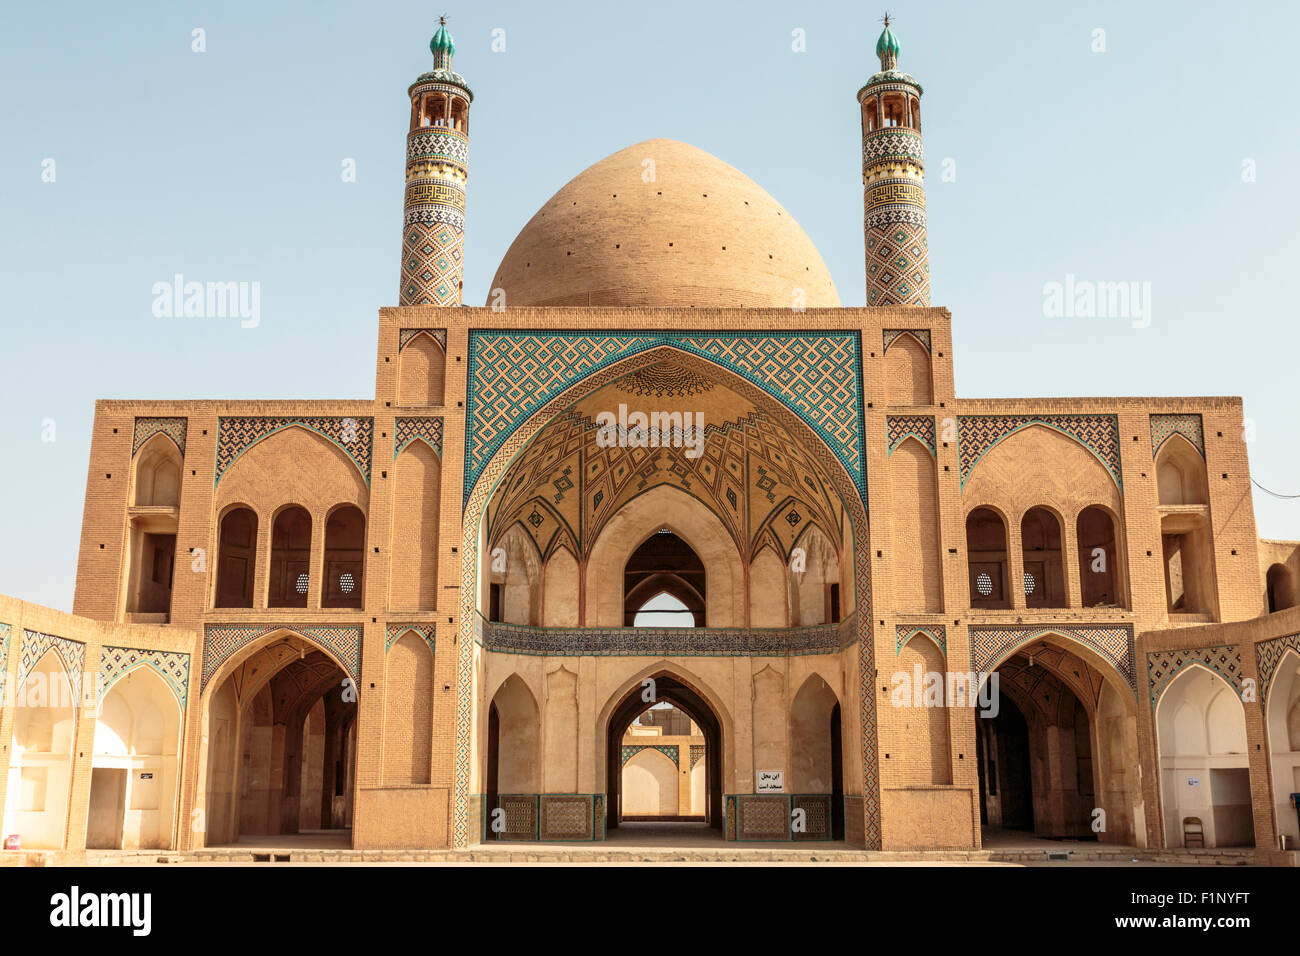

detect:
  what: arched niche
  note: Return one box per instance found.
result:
[541,547,580,627]
[889,436,942,612]
[966,507,1010,609]
[398,332,446,407]
[132,433,182,507]
[88,667,182,849]
[1266,564,1296,613]
[1265,649,1300,847]
[748,546,790,627]
[623,531,706,627]
[1156,665,1253,848]
[389,440,441,610]
[884,333,932,406]
[1156,436,1208,505]
[215,506,257,609]
[1020,506,1066,608]
[382,632,433,785]
[621,748,678,817]
[4,651,77,849]
[322,504,365,609]
[789,523,839,626]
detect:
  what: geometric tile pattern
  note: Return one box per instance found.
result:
[896,624,946,656]
[215,416,374,486]
[620,744,679,767]
[457,343,878,850]
[735,794,791,840]
[886,415,936,456]
[19,629,86,693]
[98,646,191,711]
[385,623,435,654]
[1257,633,1300,704]
[465,331,866,499]
[201,624,362,691]
[689,744,707,769]
[1150,413,1205,458]
[400,218,464,307]
[539,795,598,841]
[957,414,1122,491]
[882,328,931,353]
[865,220,930,307]
[132,417,187,457]
[478,620,844,657]
[1146,644,1243,708]
[790,794,832,841]
[969,624,1136,694]
[394,417,443,458]
[399,328,448,352]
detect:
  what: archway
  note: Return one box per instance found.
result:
[461,344,876,850]
[482,674,540,840]
[1156,665,1254,848]
[1265,648,1300,847]
[623,531,705,626]
[3,651,76,849]
[974,636,1142,845]
[790,674,845,839]
[1267,564,1296,613]
[604,671,723,838]
[87,667,182,849]
[200,634,356,847]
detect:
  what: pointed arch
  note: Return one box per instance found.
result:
[382,631,434,785]
[459,343,876,849]
[399,330,447,407]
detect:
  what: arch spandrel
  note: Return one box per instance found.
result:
[458,343,879,850]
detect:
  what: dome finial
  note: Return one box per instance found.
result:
[876,11,900,71]
[430,14,456,70]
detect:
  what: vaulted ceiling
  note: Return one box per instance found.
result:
[485,362,848,564]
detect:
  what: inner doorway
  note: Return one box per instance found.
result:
[203,638,357,847]
[605,673,722,836]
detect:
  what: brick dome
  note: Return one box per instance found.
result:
[487,139,840,308]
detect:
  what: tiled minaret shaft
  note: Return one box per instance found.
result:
[400,18,473,306]
[858,18,930,306]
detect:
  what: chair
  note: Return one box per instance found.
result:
[1182,816,1205,849]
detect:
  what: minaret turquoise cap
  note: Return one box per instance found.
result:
[875,14,899,70]
[431,16,455,68]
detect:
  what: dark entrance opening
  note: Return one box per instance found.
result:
[830,701,844,840]
[623,531,706,626]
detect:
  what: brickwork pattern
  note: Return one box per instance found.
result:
[215,416,374,486]
[132,417,187,457]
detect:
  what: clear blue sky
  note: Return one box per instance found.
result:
[2,0,1298,611]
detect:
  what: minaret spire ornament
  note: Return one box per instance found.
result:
[857,16,929,306]
[400,16,473,306]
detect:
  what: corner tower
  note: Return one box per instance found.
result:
[857,16,929,306]
[400,17,472,306]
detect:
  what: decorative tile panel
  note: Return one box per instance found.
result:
[19,629,86,692]
[132,417,187,457]
[385,623,436,654]
[791,794,832,841]
[620,744,679,767]
[969,625,1136,693]
[98,646,191,711]
[539,795,595,840]
[882,329,931,354]
[896,624,946,656]
[464,331,865,499]
[1257,633,1300,704]
[480,620,843,657]
[394,417,443,458]
[1150,413,1205,458]
[736,794,791,840]
[1146,644,1243,708]
[957,414,1122,491]
[399,328,448,351]
[886,415,936,456]
[689,744,707,769]
[215,417,373,486]
[202,624,362,691]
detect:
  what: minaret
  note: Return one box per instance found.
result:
[857,15,930,306]
[400,17,472,306]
